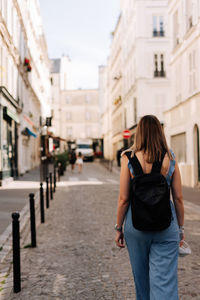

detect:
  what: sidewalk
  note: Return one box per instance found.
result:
[0,162,200,299]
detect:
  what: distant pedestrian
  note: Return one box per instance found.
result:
[115,115,184,300]
[116,147,125,167]
[69,149,76,172]
[76,152,83,173]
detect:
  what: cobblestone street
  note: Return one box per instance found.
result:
[1,162,200,299]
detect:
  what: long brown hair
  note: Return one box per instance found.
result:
[130,115,171,163]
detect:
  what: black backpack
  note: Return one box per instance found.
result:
[125,151,172,231]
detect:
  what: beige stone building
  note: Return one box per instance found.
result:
[101,0,171,160]
[99,65,113,159]
[50,55,70,152]
[165,0,200,187]
[50,58,101,149]
[0,0,51,184]
[61,89,100,142]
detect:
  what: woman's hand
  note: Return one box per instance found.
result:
[115,231,125,248]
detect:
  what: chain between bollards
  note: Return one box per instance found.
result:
[12,212,21,293]
[29,193,37,247]
[40,183,45,223]
[50,172,53,200]
[46,176,49,208]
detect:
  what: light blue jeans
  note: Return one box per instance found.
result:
[124,201,179,300]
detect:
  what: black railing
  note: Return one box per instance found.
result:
[153,30,165,37]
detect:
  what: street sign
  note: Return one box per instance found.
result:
[123,129,131,139]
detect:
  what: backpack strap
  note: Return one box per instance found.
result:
[125,151,144,176]
[151,150,167,174]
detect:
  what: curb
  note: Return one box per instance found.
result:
[0,191,40,265]
[98,160,120,176]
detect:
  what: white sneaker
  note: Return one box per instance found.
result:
[179,241,192,257]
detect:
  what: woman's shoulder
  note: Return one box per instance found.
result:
[168,149,176,161]
[121,148,134,159]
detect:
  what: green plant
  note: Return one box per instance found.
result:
[24,243,32,248]
[55,151,69,175]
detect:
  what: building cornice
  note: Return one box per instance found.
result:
[0,86,19,108]
[0,15,20,65]
[164,91,200,114]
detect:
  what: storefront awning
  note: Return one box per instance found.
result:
[26,127,37,137]
[21,127,37,138]
[3,107,20,124]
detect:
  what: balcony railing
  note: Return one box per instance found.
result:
[154,70,166,78]
[153,30,165,37]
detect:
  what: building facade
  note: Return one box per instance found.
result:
[101,0,171,160]
[50,55,70,152]
[50,58,101,151]
[99,65,113,159]
[165,0,200,187]
[61,89,100,142]
[0,0,51,184]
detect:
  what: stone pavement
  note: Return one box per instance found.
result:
[0,167,40,235]
[0,164,54,235]
[0,162,200,299]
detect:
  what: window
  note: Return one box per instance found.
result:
[66,112,72,121]
[153,16,164,37]
[171,133,186,163]
[186,1,193,31]
[66,127,72,137]
[189,50,196,94]
[154,54,165,78]
[173,11,179,47]
[85,95,90,104]
[86,126,91,137]
[66,97,70,104]
[85,111,91,121]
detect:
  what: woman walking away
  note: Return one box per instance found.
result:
[76,152,83,173]
[115,115,184,300]
[69,149,76,172]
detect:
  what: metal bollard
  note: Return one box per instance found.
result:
[29,193,37,247]
[12,212,21,293]
[57,163,61,182]
[50,172,53,200]
[53,166,56,192]
[40,183,45,223]
[46,176,49,208]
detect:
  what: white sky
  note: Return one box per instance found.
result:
[39,0,120,89]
